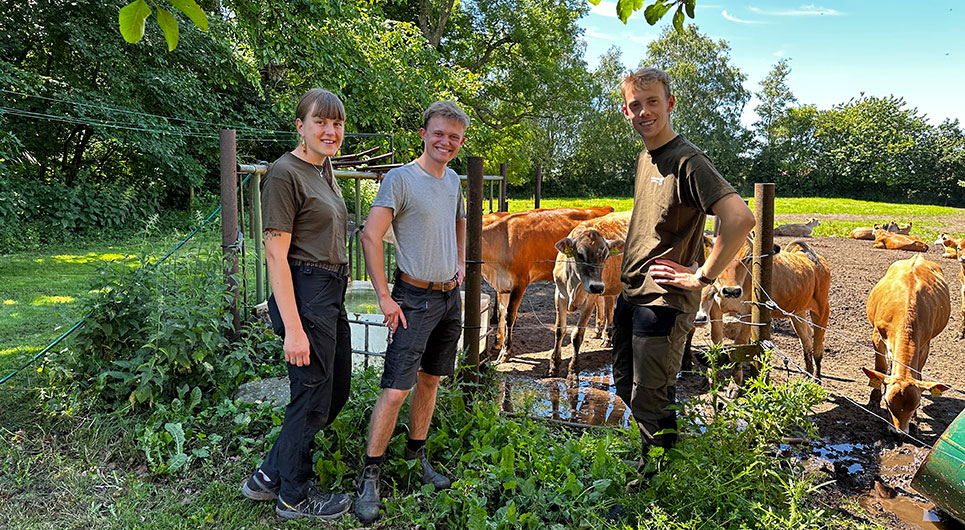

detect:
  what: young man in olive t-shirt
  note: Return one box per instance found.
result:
[615,67,755,488]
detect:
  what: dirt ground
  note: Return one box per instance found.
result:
[485,232,965,529]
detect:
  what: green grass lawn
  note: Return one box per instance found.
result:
[504,196,965,241]
[0,231,229,378]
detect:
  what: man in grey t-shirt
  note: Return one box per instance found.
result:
[355,101,468,524]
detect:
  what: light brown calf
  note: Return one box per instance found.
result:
[863,255,951,433]
[773,217,820,237]
[550,211,630,379]
[873,231,928,252]
[707,238,831,378]
[938,233,962,260]
[482,207,614,363]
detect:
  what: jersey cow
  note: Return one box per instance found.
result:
[482,206,614,363]
[850,222,899,241]
[863,255,951,433]
[700,238,831,379]
[550,211,630,379]
[873,231,928,252]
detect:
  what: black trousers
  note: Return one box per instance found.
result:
[260,265,352,503]
[612,296,692,449]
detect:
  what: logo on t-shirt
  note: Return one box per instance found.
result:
[650,175,666,185]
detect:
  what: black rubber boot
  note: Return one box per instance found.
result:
[354,464,381,524]
[405,446,451,490]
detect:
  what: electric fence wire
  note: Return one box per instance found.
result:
[730,254,965,401]
[0,88,297,136]
[0,173,252,387]
[767,340,965,466]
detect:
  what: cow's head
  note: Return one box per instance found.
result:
[805,217,820,228]
[556,230,624,294]
[717,237,781,300]
[862,367,950,432]
[694,283,718,326]
[957,239,965,265]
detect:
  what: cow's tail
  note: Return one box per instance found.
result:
[785,239,822,266]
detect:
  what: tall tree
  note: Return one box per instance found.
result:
[555,47,639,196]
[752,58,797,183]
[642,25,752,185]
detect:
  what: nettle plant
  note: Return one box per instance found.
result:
[48,249,267,410]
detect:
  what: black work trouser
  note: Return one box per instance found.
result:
[260,265,352,503]
[612,296,693,450]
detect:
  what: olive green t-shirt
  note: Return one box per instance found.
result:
[260,152,348,265]
[621,135,737,314]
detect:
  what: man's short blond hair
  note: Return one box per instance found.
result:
[621,67,672,99]
[422,100,470,130]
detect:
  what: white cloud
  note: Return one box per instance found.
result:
[748,4,842,16]
[584,27,619,41]
[773,50,785,57]
[626,32,657,47]
[721,9,767,24]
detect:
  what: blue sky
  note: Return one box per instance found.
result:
[578,1,963,127]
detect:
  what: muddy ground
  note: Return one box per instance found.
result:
[484,233,965,529]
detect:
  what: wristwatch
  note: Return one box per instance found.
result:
[697,266,715,285]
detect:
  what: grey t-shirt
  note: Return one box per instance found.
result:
[371,161,466,282]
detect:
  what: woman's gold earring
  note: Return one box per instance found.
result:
[301,137,307,153]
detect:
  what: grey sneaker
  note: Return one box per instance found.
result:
[275,486,351,520]
[354,464,381,524]
[241,468,279,501]
[405,446,451,490]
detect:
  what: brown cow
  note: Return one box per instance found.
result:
[862,255,951,433]
[550,211,630,379]
[709,238,831,378]
[937,233,962,260]
[873,231,928,252]
[850,222,898,241]
[896,221,913,235]
[482,206,614,363]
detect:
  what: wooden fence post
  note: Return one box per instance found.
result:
[463,156,484,386]
[534,164,542,209]
[751,183,775,344]
[220,129,240,336]
[499,162,508,212]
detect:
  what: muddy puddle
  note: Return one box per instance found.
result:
[497,367,630,427]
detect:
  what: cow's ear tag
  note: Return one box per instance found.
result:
[869,378,881,389]
[562,247,575,258]
[608,246,621,256]
[931,387,944,397]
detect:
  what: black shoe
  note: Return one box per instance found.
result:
[275,486,352,520]
[241,468,280,501]
[405,446,451,490]
[354,464,381,524]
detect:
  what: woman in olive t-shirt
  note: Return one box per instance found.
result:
[240,89,354,521]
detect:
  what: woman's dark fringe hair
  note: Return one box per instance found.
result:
[295,88,346,122]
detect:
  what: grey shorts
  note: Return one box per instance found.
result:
[380,279,462,390]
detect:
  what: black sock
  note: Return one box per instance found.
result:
[406,438,426,453]
[364,454,383,468]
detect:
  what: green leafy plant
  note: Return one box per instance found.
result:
[118,0,208,51]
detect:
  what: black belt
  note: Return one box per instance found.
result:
[288,259,348,277]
